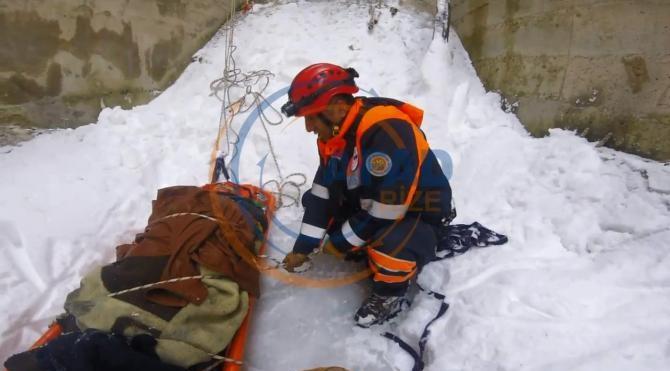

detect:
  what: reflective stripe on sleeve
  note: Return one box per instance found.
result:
[368,200,408,220]
[368,248,417,272]
[342,220,366,247]
[370,265,417,283]
[299,223,327,239]
[310,183,330,200]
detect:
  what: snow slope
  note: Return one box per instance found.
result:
[2,1,670,370]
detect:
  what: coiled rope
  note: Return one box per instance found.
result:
[208,1,306,208]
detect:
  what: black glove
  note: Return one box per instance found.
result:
[344,248,367,262]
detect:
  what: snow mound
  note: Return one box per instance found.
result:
[1,1,669,370]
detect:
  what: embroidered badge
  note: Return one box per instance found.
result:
[366,152,392,177]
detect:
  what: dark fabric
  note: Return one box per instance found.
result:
[101,256,180,321]
[56,314,81,333]
[328,100,452,252]
[326,214,508,296]
[114,186,265,307]
[229,194,268,237]
[5,185,267,371]
[358,118,451,218]
[5,337,222,371]
[336,118,421,246]
[5,330,185,371]
[368,217,438,297]
[436,221,508,260]
[293,97,453,255]
[325,216,437,297]
[292,166,341,255]
[5,348,41,371]
[110,317,162,338]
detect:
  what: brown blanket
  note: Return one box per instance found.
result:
[112,185,264,308]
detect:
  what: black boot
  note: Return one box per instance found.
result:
[354,292,410,328]
[437,220,508,259]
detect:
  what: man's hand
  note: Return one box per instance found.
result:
[282,252,310,272]
[322,240,345,259]
[344,248,367,262]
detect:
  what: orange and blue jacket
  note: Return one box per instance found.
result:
[292,97,453,255]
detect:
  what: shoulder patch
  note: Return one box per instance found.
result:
[366,152,392,177]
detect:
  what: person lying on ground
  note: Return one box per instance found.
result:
[5,183,270,371]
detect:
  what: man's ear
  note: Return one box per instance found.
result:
[336,100,350,117]
[325,96,349,119]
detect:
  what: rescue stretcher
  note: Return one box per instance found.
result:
[11,182,277,371]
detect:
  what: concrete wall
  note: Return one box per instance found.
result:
[0,0,243,131]
[451,0,670,161]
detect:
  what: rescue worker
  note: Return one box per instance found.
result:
[280,63,455,327]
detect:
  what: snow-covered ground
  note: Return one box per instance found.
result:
[2,1,670,370]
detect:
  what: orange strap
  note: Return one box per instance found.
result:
[369,262,417,284]
[368,248,417,284]
[355,105,429,207]
[317,99,363,161]
[368,248,417,271]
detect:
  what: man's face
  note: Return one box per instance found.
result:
[302,98,352,141]
[304,114,334,141]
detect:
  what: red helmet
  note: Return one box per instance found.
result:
[281,63,359,117]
